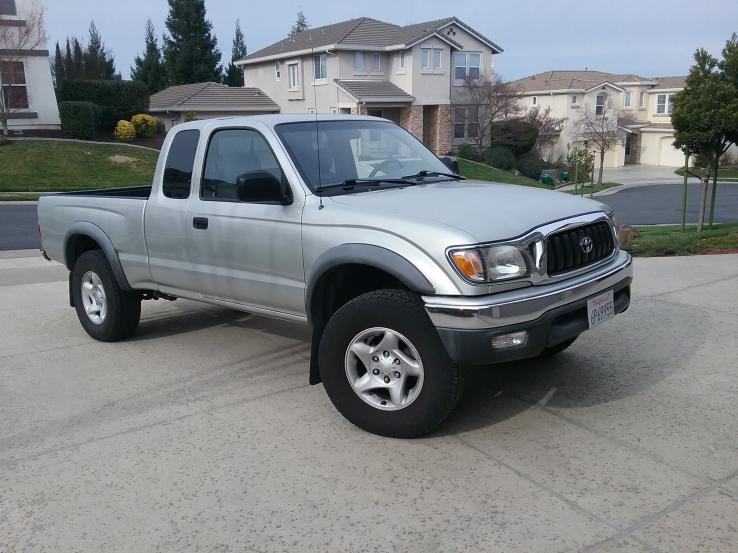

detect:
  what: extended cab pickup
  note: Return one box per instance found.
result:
[38,114,632,437]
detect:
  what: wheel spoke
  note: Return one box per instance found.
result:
[388,380,405,407]
[82,281,94,294]
[393,348,421,377]
[371,330,399,355]
[349,341,374,368]
[354,372,380,393]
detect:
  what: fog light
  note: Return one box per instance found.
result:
[491,331,528,349]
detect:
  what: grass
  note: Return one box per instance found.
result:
[675,167,738,181]
[563,182,621,196]
[621,222,738,257]
[0,140,159,193]
[458,158,546,187]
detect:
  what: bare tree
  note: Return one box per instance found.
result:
[526,106,566,160]
[0,4,46,142]
[461,74,522,150]
[573,92,622,184]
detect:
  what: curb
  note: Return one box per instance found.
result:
[7,137,160,152]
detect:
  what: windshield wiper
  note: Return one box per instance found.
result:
[402,170,465,181]
[318,178,410,193]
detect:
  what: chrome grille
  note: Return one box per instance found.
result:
[546,221,614,275]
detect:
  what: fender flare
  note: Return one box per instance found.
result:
[64,221,133,291]
[304,243,435,321]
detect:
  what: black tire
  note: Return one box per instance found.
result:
[539,336,578,357]
[71,250,141,342]
[319,289,462,438]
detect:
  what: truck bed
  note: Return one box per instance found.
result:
[50,185,152,199]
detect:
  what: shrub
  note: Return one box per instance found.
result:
[457,143,479,161]
[184,111,197,122]
[489,119,539,157]
[58,101,103,140]
[114,120,136,142]
[155,119,166,135]
[516,154,544,181]
[131,114,157,138]
[58,80,150,130]
[485,146,516,170]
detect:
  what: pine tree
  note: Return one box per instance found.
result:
[72,38,84,80]
[83,21,117,80]
[131,19,166,92]
[53,42,65,87]
[63,38,74,80]
[223,19,246,87]
[289,8,309,37]
[163,0,222,85]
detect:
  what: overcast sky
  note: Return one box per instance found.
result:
[45,0,738,81]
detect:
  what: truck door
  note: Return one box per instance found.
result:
[144,128,203,293]
[184,126,305,318]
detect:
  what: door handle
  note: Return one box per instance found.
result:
[193,217,209,230]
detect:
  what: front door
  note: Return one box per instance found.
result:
[184,127,305,318]
[624,133,638,164]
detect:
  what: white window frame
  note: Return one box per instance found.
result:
[421,49,431,71]
[371,53,381,73]
[421,48,443,73]
[275,61,281,81]
[0,60,28,110]
[398,51,405,73]
[595,93,606,115]
[571,95,578,105]
[287,63,299,90]
[656,93,673,114]
[354,52,365,73]
[624,90,632,108]
[313,53,327,81]
[454,51,481,81]
[329,107,338,114]
[639,90,646,108]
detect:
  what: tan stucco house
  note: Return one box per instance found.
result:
[0,0,60,130]
[235,17,503,154]
[509,70,690,168]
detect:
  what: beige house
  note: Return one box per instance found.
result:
[236,17,503,154]
[0,0,60,130]
[509,70,690,168]
[149,82,280,132]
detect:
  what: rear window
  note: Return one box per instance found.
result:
[162,130,200,199]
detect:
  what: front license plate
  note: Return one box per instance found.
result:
[587,290,615,329]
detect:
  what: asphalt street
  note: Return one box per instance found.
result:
[0,204,39,250]
[1,250,738,552]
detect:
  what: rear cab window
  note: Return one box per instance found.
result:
[162,130,200,199]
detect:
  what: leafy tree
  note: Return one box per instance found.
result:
[223,19,246,87]
[163,0,222,85]
[289,8,309,37]
[526,106,566,159]
[458,74,522,150]
[574,92,622,185]
[131,19,166,93]
[672,43,738,230]
[53,42,65,87]
[83,21,117,80]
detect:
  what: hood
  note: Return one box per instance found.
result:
[328,180,611,243]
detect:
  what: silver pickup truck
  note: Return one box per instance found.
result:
[38,114,632,437]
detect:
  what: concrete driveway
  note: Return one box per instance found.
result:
[1,250,738,552]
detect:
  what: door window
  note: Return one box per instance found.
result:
[201,128,284,201]
[162,129,200,199]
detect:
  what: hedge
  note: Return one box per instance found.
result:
[58,80,150,130]
[489,119,539,157]
[485,146,516,170]
[58,101,103,140]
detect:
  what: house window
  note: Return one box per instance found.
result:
[0,61,28,109]
[288,63,299,89]
[454,52,481,80]
[313,53,327,80]
[639,90,646,108]
[398,51,405,72]
[275,61,281,81]
[330,107,338,114]
[624,91,632,108]
[454,106,478,139]
[354,52,365,72]
[571,95,578,105]
[421,49,430,71]
[421,48,443,72]
[371,53,381,72]
[532,96,537,106]
[433,49,442,71]
[656,93,672,114]
[0,0,16,15]
[595,93,606,115]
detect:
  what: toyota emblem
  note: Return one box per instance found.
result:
[579,235,594,253]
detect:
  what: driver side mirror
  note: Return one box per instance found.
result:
[236,171,292,205]
[440,156,459,173]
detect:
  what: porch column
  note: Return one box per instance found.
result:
[436,104,452,155]
[400,105,423,142]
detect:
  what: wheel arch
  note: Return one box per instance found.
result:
[64,222,132,293]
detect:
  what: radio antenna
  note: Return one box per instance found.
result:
[312,47,324,210]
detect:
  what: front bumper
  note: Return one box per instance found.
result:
[423,251,633,365]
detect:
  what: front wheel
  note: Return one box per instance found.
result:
[319,289,462,438]
[71,250,141,342]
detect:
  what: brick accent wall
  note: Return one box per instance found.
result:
[436,104,452,155]
[400,105,423,142]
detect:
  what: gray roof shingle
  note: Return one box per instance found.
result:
[336,80,414,102]
[150,82,279,113]
[509,70,686,94]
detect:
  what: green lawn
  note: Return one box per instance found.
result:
[458,158,546,187]
[675,167,738,181]
[0,140,159,192]
[563,182,621,195]
[621,223,738,257]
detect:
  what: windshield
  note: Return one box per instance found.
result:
[275,120,453,192]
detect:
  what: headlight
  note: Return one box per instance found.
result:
[450,244,530,283]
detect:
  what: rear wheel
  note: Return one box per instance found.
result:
[539,336,578,357]
[71,250,141,342]
[319,289,462,438]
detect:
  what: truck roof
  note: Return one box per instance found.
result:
[172,113,388,132]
